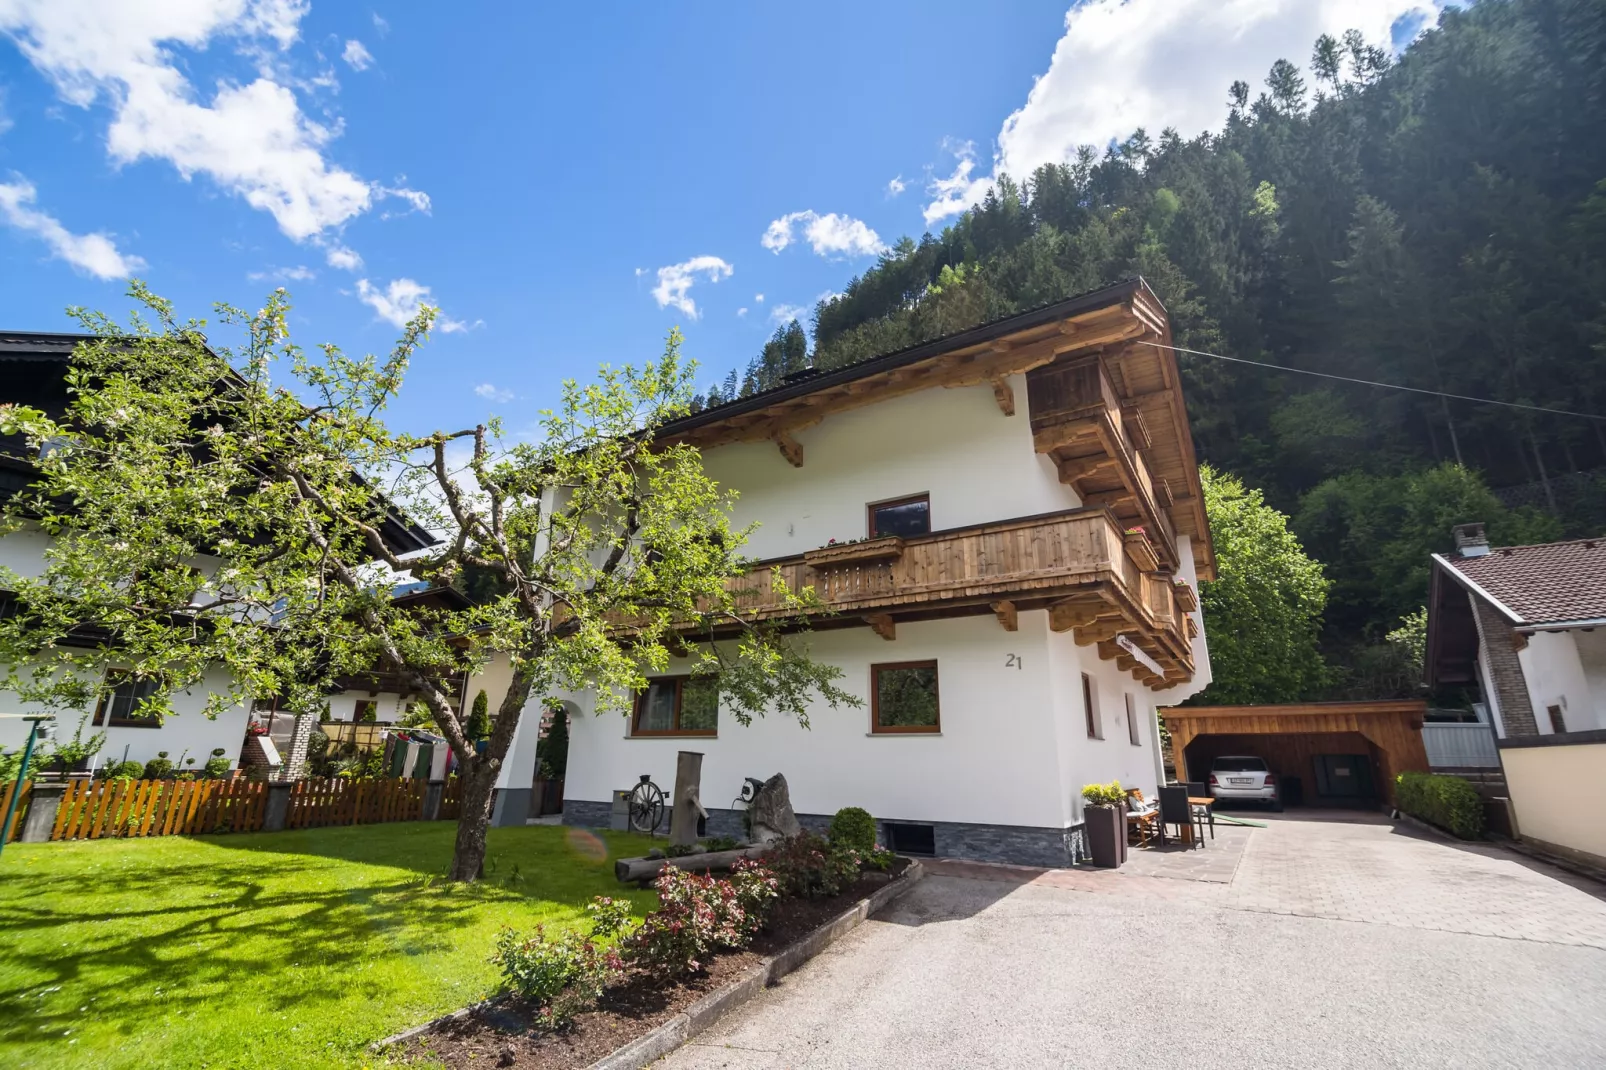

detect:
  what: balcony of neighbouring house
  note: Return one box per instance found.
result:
[699,506,1195,689]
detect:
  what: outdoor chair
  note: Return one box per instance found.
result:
[1158,785,1203,847]
[1181,780,1215,840]
[1125,789,1163,847]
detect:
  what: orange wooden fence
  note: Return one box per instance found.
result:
[1,775,463,843]
[2,779,31,842]
[51,777,268,840]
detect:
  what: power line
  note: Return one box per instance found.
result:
[1133,340,1606,422]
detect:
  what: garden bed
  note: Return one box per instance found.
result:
[393,859,915,1069]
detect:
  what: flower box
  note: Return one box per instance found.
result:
[1122,528,1159,572]
[1172,579,1198,612]
[804,536,905,569]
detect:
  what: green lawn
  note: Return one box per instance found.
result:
[0,822,657,1069]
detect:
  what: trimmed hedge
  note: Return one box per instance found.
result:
[1395,771,1485,840]
[828,807,877,852]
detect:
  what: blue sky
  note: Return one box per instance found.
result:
[0,1,1443,438]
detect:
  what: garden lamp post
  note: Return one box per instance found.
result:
[0,714,56,856]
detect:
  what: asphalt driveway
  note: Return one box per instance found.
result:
[661,811,1606,1069]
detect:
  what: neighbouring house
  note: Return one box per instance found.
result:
[1427,522,1606,869]
[0,331,435,774]
[503,278,1215,866]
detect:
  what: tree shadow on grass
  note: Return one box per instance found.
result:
[0,824,654,1058]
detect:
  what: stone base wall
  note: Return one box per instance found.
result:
[561,800,1075,868]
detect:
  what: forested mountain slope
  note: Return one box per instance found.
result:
[709,0,1606,700]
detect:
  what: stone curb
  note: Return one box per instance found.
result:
[584,858,924,1070]
[371,859,925,1061]
[1390,809,1475,844]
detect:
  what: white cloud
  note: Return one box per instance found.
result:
[324,242,363,270]
[372,12,390,34]
[0,176,144,278]
[247,263,315,282]
[736,307,748,318]
[923,0,1438,223]
[650,255,732,319]
[769,303,806,326]
[0,87,13,136]
[355,277,474,332]
[886,175,906,197]
[754,293,764,303]
[474,383,513,403]
[341,39,373,71]
[761,210,886,258]
[0,0,420,243]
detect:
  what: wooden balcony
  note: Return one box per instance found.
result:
[1026,355,1178,569]
[717,507,1195,689]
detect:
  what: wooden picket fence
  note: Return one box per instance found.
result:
[2,779,30,843]
[286,776,428,829]
[0,775,464,843]
[51,777,268,840]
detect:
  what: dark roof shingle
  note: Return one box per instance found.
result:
[1439,538,1606,626]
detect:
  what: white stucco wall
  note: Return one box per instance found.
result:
[0,663,251,771]
[700,374,1078,560]
[1518,631,1599,733]
[0,523,55,580]
[1572,629,1606,731]
[558,613,1176,831]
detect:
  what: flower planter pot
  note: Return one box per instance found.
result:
[1172,579,1198,612]
[1083,804,1124,868]
[1122,530,1160,572]
[804,536,905,569]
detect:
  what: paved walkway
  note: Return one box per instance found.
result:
[660,811,1606,1068]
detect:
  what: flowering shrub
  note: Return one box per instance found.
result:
[493,925,625,1030]
[859,844,896,872]
[767,832,861,899]
[625,862,778,975]
[585,896,635,938]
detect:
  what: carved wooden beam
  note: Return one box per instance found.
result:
[773,432,804,468]
[1080,488,1134,510]
[990,377,1016,417]
[1078,621,1135,647]
[865,614,896,641]
[1049,601,1112,633]
[990,600,1018,632]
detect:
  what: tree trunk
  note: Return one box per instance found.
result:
[445,660,538,882]
[448,760,500,881]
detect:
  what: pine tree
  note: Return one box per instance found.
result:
[465,689,491,741]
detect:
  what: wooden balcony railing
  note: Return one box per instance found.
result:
[1026,356,1177,567]
[709,507,1194,688]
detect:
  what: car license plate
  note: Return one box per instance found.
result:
[1229,777,1253,785]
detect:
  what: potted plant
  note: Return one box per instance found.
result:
[44,717,106,776]
[1081,780,1127,868]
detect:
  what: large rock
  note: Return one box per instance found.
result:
[749,773,801,843]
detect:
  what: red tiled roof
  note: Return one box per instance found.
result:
[1439,538,1606,626]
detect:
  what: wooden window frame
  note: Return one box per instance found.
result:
[1083,673,1102,739]
[867,493,931,540]
[870,660,941,734]
[1125,693,1142,746]
[93,671,164,729]
[631,676,719,738]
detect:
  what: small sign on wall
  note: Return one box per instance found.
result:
[258,736,282,767]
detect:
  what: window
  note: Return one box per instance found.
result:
[94,672,163,727]
[1082,673,1101,739]
[632,677,719,736]
[354,700,379,723]
[1547,704,1567,734]
[871,661,940,733]
[868,494,930,539]
[1126,693,1142,746]
[883,821,936,856]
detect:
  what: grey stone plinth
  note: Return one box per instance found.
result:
[491,787,530,827]
[19,781,66,843]
[263,781,293,832]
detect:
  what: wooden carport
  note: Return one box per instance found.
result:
[1161,701,1430,806]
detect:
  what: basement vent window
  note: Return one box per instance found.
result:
[883,821,936,857]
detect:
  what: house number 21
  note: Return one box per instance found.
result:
[1005,654,1023,670]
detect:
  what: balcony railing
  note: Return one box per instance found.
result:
[713,507,1194,685]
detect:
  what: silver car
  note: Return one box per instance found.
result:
[1208,755,1281,810]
